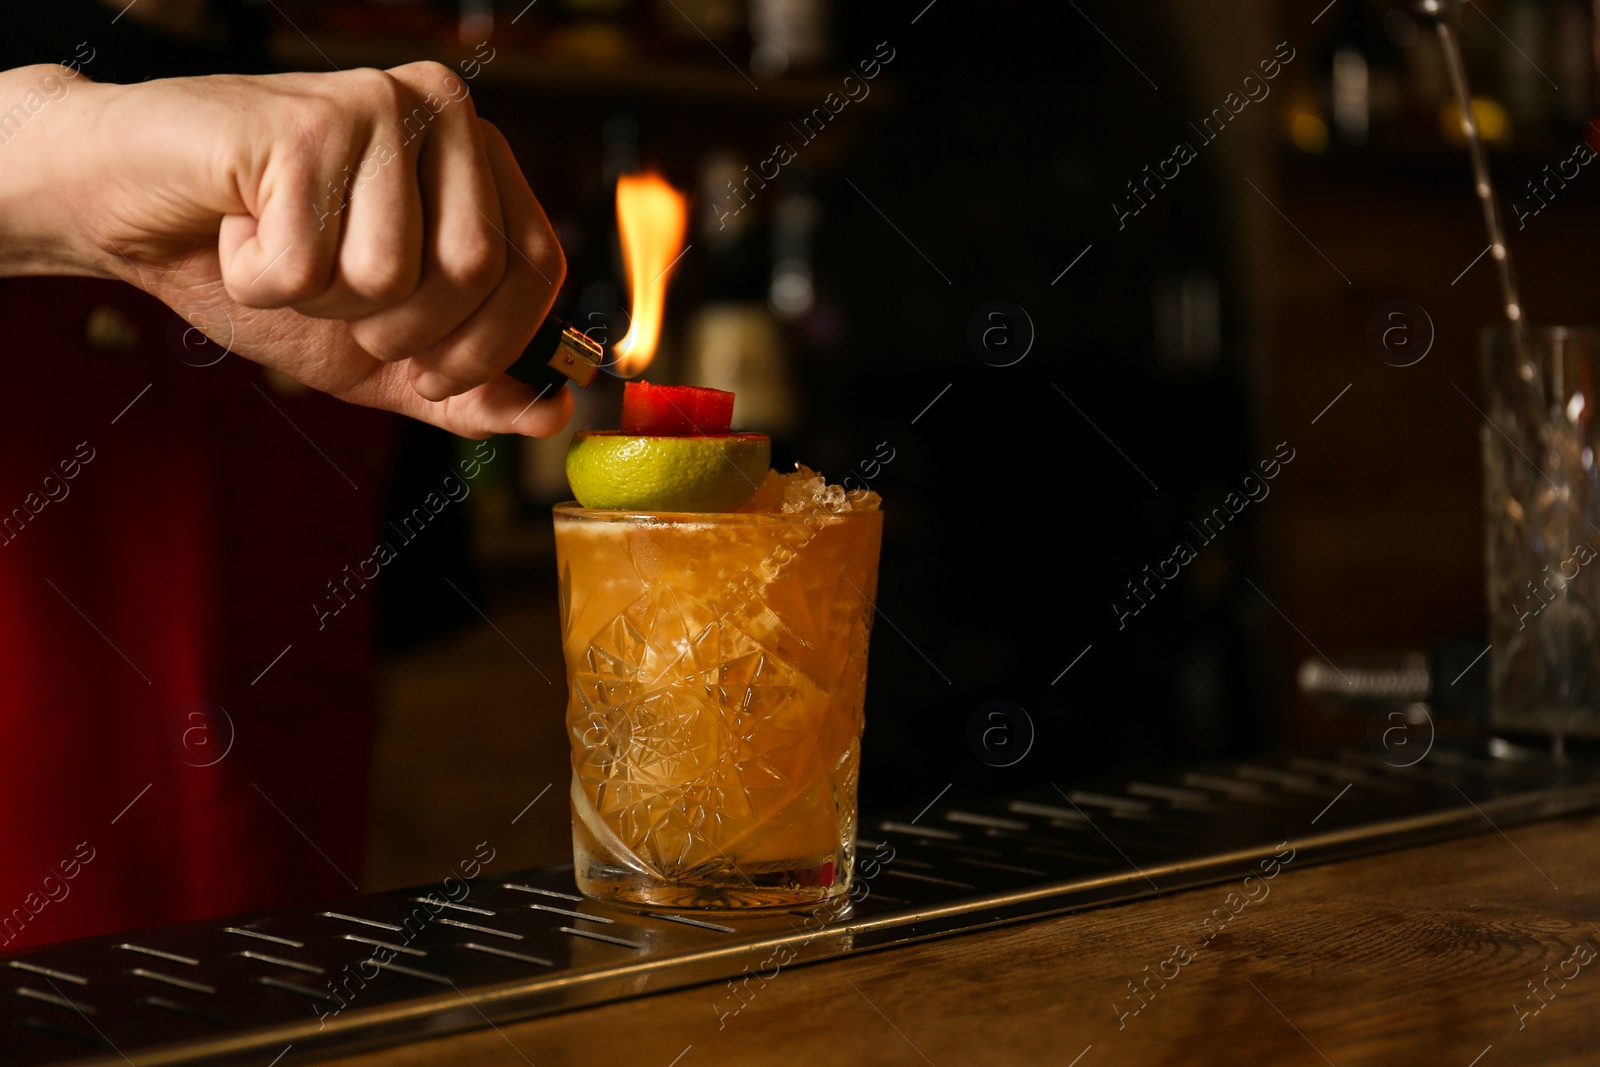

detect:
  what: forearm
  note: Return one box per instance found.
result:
[0,65,124,281]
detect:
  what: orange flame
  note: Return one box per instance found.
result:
[613,172,689,376]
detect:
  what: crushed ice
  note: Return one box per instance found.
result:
[738,464,881,514]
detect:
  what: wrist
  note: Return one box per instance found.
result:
[0,66,126,281]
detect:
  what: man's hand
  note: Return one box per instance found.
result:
[1,61,569,439]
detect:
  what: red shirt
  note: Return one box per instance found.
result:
[0,277,397,952]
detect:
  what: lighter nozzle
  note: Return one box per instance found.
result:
[551,326,603,388]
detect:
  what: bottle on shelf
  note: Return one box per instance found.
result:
[1324,0,1407,146]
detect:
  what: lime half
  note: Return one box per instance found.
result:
[566,431,771,512]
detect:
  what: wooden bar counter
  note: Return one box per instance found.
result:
[321,813,1600,1066]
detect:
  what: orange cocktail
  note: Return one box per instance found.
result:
[554,478,881,910]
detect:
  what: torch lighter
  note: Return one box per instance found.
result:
[505,315,606,399]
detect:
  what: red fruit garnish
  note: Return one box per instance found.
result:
[621,381,735,436]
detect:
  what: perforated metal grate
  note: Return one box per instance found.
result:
[5,747,1598,1065]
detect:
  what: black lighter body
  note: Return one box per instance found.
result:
[506,316,606,399]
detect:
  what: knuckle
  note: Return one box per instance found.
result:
[285,94,343,153]
[354,66,407,113]
[246,247,328,305]
[445,231,506,295]
[529,234,566,290]
[547,240,568,284]
[341,244,420,304]
[279,263,328,303]
[405,59,453,85]
[400,60,467,105]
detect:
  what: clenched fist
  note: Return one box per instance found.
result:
[0,60,570,439]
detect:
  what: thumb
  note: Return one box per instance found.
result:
[349,361,574,440]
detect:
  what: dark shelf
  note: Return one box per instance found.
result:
[1277,134,1600,184]
[269,30,898,111]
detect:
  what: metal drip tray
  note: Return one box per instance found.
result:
[6,747,1599,1065]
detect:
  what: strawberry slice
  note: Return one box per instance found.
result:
[620,381,735,436]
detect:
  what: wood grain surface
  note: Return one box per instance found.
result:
[319,812,1600,1066]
